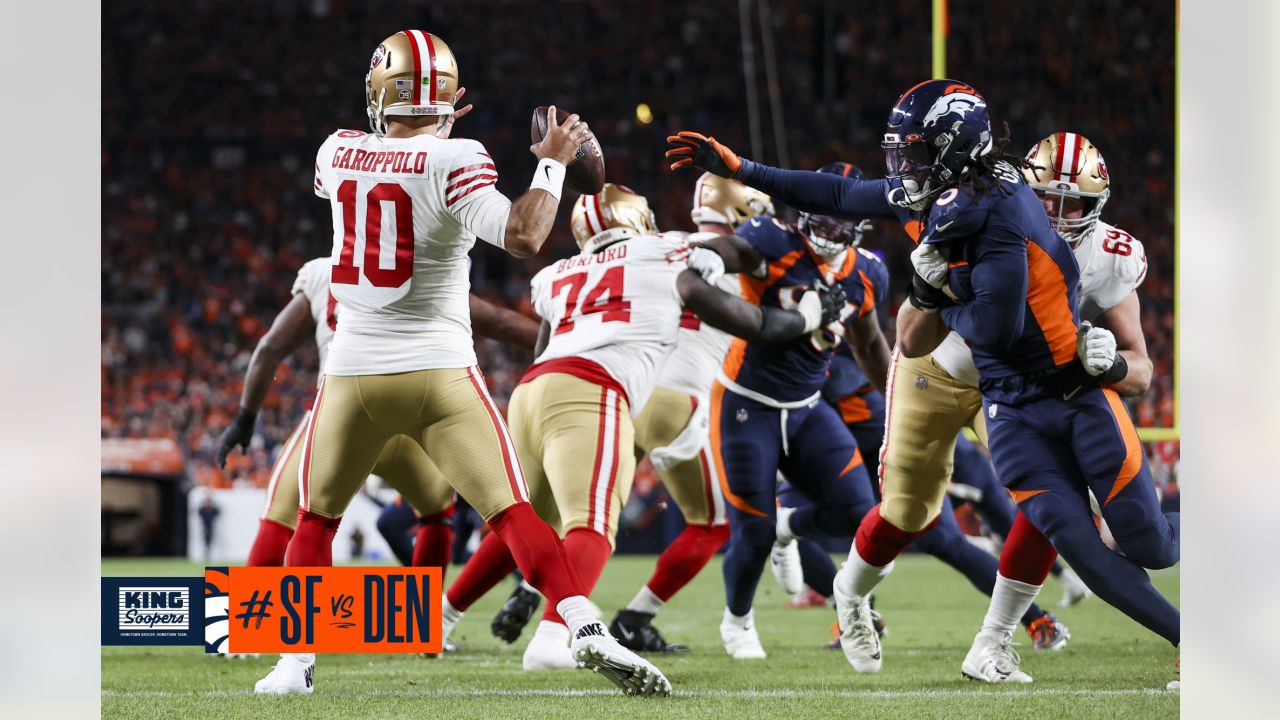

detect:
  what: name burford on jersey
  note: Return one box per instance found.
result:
[531,234,689,415]
[930,218,1147,388]
[313,130,512,376]
[291,257,339,381]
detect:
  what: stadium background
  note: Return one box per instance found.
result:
[100,0,1177,559]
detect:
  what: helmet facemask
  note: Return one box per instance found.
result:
[1035,185,1110,248]
[800,213,869,258]
[882,138,942,210]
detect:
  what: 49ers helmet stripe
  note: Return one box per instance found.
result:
[403,30,423,105]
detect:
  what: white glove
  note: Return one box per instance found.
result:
[796,290,824,333]
[1076,321,1118,376]
[910,242,948,288]
[687,247,726,285]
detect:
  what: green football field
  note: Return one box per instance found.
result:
[101,554,1179,719]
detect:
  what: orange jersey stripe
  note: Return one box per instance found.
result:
[1102,388,1144,506]
[721,249,806,380]
[857,269,876,318]
[1024,240,1077,366]
[1008,488,1048,504]
[709,381,767,518]
[903,219,924,243]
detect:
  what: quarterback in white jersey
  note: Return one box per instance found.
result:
[608,174,777,654]
[441,182,840,671]
[255,29,673,699]
[957,132,1158,685]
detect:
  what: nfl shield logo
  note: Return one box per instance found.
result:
[735,408,749,423]
[916,376,928,390]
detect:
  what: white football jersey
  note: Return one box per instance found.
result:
[531,234,689,415]
[290,257,339,380]
[313,129,511,376]
[931,220,1147,387]
[655,273,740,398]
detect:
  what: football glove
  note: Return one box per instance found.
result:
[665,131,742,177]
[1076,322,1119,376]
[796,279,847,333]
[909,241,949,288]
[217,409,257,468]
[687,246,726,285]
[907,269,952,311]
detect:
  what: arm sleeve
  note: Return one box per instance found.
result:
[444,140,510,248]
[735,159,898,219]
[939,224,1028,350]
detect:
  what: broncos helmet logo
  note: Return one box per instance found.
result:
[922,93,987,128]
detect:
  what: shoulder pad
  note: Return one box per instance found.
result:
[923,187,986,243]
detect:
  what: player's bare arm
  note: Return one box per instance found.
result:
[676,269,840,343]
[217,293,315,466]
[469,294,540,350]
[690,233,766,277]
[1093,291,1153,396]
[844,311,893,393]
[503,107,595,258]
[533,319,552,358]
[895,302,950,359]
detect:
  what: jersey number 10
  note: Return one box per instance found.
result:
[331,180,415,288]
[550,267,632,335]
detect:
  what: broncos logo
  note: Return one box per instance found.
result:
[922,93,987,128]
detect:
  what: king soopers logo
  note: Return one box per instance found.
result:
[118,587,190,632]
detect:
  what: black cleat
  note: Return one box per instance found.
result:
[608,610,689,654]
[491,586,541,644]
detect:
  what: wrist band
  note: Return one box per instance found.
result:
[529,158,566,200]
[1100,353,1129,385]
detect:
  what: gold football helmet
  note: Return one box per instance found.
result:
[690,173,775,227]
[571,183,658,251]
[365,30,460,135]
[1023,132,1111,246]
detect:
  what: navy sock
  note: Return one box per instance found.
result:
[722,534,770,616]
[797,539,837,598]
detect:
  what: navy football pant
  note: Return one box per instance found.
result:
[376,497,419,566]
[713,383,876,616]
[986,388,1179,645]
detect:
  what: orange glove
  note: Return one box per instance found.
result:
[665,131,742,177]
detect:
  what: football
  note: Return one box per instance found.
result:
[530,105,606,195]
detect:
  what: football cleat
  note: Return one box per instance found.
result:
[1057,566,1092,608]
[421,637,458,658]
[833,583,882,673]
[786,587,829,609]
[609,610,689,654]
[254,653,315,695]
[770,507,804,595]
[571,622,672,697]
[1166,654,1180,691]
[962,630,1033,683]
[720,608,767,660]
[1027,613,1071,651]
[522,620,578,671]
[828,606,886,650]
[492,585,542,644]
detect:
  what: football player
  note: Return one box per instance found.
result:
[666,81,1177,682]
[253,29,670,697]
[607,174,775,654]
[439,183,844,669]
[681,181,893,661]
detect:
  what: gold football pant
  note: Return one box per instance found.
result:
[297,368,529,522]
[633,385,727,526]
[259,412,454,530]
[508,373,635,547]
[878,349,989,532]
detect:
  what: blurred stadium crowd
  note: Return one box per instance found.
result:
[102,0,1177,503]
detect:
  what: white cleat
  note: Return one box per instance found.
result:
[1058,566,1092,608]
[962,630,1033,683]
[571,622,672,697]
[833,584,882,673]
[254,653,315,695]
[720,608,767,660]
[771,507,804,595]
[522,620,579,671]
[441,599,464,649]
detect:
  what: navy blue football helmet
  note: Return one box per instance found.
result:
[881,79,993,209]
[799,162,874,257]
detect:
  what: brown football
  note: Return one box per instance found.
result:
[530,106,605,195]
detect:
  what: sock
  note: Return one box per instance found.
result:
[411,507,455,578]
[721,607,754,628]
[541,528,612,623]
[835,542,895,600]
[641,523,730,603]
[286,652,315,664]
[854,503,929,567]
[721,530,771,616]
[556,596,603,638]
[247,518,294,567]
[1000,511,1059,585]
[981,573,1042,637]
[519,578,541,595]
[487,502,583,609]
[442,597,464,626]
[531,618,570,643]
[626,586,665,615]
[444,525,517,611]
[285,509,342,566]
[797,538,838,598]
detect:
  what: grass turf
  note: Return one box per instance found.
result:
[102,554,1178,719]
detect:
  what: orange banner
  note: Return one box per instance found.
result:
[206,566,442,653]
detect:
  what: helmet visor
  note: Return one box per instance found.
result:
[883,140,933,183]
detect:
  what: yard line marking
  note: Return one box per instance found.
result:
[103,687,1172,699]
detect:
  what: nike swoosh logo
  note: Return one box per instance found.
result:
[936,220,955,232]
[871,652,881,660]
[543,165,551,180]
[1063,385,1083,402]
[618,626,635,641]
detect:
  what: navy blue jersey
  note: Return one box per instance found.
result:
[926,167,1083,402]
[721,217,875,403]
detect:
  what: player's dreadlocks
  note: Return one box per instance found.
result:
[959,121,1023,199]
